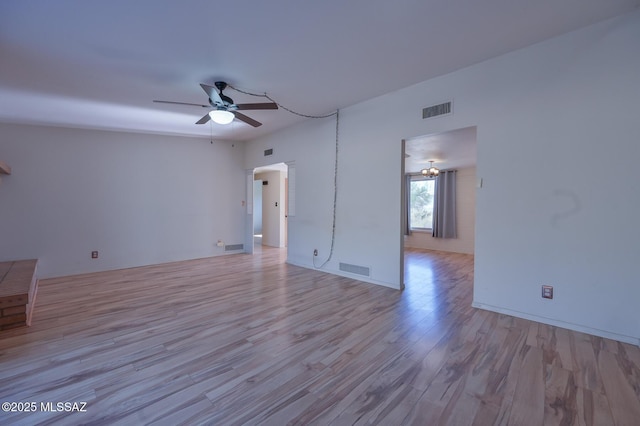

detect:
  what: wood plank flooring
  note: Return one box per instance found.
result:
[1,247,639,425]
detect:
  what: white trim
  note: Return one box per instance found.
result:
[472,302,640,346]
[286,162,296,217]
[246,172,253,215]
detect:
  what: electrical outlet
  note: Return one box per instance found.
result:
[313,249,318,257]
[542,285,553,299]
[91,251,99,259]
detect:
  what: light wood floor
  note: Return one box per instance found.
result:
[1,247,639,425]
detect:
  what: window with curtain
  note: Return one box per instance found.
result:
[409,177,436,230]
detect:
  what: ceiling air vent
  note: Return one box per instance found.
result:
[264,148,273,156]
[422,101,452,119]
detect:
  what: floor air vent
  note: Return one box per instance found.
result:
[339,262,370,277]
[422,101,452,119]
[224,244,244,251]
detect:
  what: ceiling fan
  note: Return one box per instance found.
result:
[153,81,278,127]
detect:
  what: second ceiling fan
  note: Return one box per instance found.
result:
[154,81,278,127]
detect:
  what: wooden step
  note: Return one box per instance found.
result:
[0,259,38,330]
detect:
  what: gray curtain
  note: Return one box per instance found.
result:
[403,174,411,235]
[432,170,457,238]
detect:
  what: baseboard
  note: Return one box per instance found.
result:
[286,259,400,290]
[472,301,640,347]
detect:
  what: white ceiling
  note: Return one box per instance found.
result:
[405,126,477,173]
[1,0,638,142]
[255,162,288,175]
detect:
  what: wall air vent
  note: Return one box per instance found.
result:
[422,101,452,119]
[224,244,244,251]
[264,148,273,156]
[339,262,370,277]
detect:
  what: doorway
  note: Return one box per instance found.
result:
[253,162,289,252]
[401,126,477,289]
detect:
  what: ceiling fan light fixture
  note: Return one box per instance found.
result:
[209,109,234,125]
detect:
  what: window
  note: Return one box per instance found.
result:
[410,178,435,229]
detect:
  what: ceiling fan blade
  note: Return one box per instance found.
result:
[235,102,278,111]
[154,100,209,108]
[196,113,211,125]
[199,83,215,98]
[200,83,224,106]
[233,111,262,127]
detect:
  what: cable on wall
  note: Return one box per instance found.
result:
[313,109,339,269]
[228,84,337,119]
[228,84,340,269]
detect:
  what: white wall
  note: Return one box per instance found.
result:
[245,119,336,271]
[405,167,476,254]
[245,10,640,344]
[255,170,285,248]
[470,12,640,345]
[0,123,246,278]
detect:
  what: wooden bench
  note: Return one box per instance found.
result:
[0,259,38,330]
